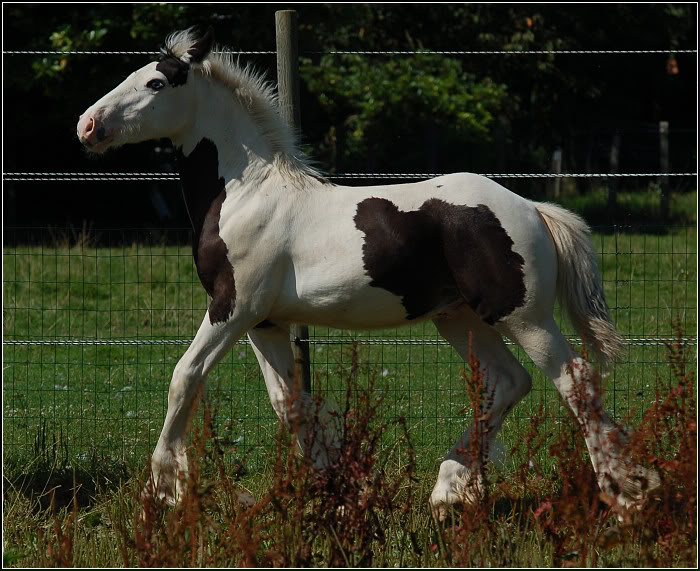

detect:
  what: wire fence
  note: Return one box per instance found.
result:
[3,40,698,472]
[3,172,697,181]
[4,49,697,55]
[3,225,696,471]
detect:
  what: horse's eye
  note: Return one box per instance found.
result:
[146,79,165,91]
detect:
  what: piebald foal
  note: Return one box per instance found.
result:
[78,28,658,519]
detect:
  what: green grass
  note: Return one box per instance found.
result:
[2,349,696,567]
[3,190,697,568]
[2,224,697,567]
[556,187,697,226]
[3,226,696,476]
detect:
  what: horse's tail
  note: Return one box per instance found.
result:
[535,202,623,363]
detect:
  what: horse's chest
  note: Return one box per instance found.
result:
[195,191,235,315]
[178,138,236,324]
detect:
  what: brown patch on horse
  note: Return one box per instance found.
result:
[354,198,526,324]
[177,137,235,325]
[156,55,189,87]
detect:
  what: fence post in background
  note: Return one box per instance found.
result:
[495,116,507,174]
[275,10,312,394]
[550,146,562,198]
[659,120,670,221]
[608,132,620,219]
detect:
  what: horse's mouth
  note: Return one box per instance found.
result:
[82,135,114,154]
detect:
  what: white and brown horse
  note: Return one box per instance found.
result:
[77,28,657,519]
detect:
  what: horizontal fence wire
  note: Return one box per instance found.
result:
[4,337,696,347]
[4,49,697,56]
[3,225,696,473]
[3,50,276,56]
[3,172,697,181]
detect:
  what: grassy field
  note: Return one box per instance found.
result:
[2,220,697,566]
[2,336,696,567]
[3,225,696,467]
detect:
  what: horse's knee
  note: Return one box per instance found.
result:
[168,358,203,402]
[513,366,532,401]
[268,386,308,428]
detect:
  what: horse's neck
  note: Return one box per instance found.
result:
[177,83,275,184]
[174,80,279,259]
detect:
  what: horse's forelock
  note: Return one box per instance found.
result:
[164,28,205,62]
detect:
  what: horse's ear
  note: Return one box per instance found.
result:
[186,26,215,64]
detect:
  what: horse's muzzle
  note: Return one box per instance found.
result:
[77,114,111,151]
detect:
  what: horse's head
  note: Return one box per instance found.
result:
[77,27,215,153]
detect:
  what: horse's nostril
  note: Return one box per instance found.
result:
[82,116,96,137]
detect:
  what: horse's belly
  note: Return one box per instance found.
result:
[271,271,463,330]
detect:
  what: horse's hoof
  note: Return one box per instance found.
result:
[599,464,662,524]
[621,465,661,500]
[602,464,661,511]
[430,500,464,524]
[235,489,256,509]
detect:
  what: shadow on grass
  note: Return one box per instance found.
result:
[3,451,131,512]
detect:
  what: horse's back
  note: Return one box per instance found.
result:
[335,172,543,238]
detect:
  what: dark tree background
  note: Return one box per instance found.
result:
[3,3,696,231]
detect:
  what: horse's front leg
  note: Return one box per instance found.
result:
[248,323,342,468]
[149,308,257,504]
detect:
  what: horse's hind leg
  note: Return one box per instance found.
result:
[248,323,341,468]
[506,317,659,509]
[430,310,532,520]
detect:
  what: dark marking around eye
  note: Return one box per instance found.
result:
[156,55,189,87]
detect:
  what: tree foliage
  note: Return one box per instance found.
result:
[302,54,507,172]
[2,3,696,227]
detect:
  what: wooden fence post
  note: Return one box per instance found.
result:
[275,10,312,394]
[659,120,670,221]
[608,132,620,219]
[551,147,562,199]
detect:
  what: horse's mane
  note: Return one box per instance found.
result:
[164,29,327,185]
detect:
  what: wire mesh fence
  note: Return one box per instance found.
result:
[3,172,696,181]
[3,224,696,471]
[3,29,698,473]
